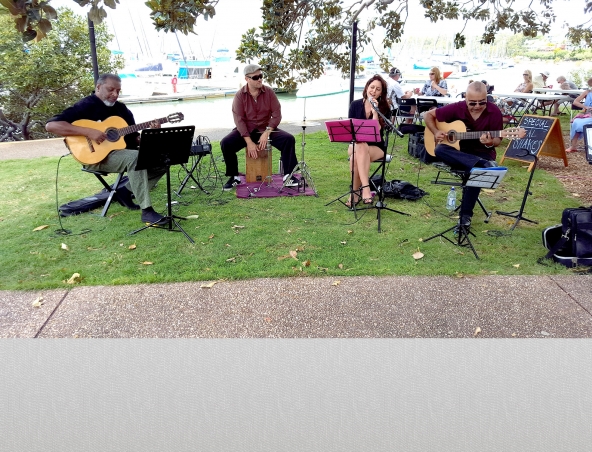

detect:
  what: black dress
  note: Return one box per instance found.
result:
[347,98,387,152]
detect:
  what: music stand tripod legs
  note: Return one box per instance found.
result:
[424,167,509,259]
[424,222,480,259]
[496,153,538,231]
[130,167,195,243]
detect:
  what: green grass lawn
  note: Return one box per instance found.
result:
[0,129,580,290]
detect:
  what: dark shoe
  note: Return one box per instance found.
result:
[116,186,140,210]
[223,176,241,191]
[283,175,299,187]
[141,207,167,226]
[459,215,472,227]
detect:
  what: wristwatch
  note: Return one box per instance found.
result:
[265,126,272,133]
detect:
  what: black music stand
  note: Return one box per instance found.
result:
[424,167,508,259]
[324,118,381,216]
[496,149,538,231]
[130,126,195,243]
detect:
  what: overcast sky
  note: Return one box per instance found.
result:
[51,0,578,58]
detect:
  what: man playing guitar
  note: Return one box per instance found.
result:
[424,81,504,229]
[46,73,167,225]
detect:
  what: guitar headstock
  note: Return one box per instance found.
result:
[167,112,184,123]
[501,127,526,140]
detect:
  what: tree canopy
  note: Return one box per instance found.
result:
[0,8,122,140]
[1,0,591,91]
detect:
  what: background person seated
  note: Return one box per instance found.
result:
[533,70,550,90]
[505,69,534,107]
[566,81,592,153]
[420,67,448,97]
[550,76,579,116]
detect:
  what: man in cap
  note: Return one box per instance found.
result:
[533,70,550,89]
[220,64,297,190]
[387,68,413,109]
[386,67,414,123]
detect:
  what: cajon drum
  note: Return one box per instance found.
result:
[246,148,272,183]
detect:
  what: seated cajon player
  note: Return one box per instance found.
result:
[46,73,167,225]
[220,64,298,190]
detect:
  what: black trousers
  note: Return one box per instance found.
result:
[434,144,494,218]
[220,128,297,177]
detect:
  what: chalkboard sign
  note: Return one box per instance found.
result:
[500,115,567,171]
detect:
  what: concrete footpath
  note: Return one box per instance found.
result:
[2,133,592,338]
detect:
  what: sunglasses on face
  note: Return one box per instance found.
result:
[247,74,263,81]
[467,100,487,106]
[429,73,435,75]
[523,74,529,76]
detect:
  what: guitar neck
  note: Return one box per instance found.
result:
[118,117,170,136]
[454,130,503,141]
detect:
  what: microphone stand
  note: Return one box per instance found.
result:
[369,100,404,138]
[367,100,410,232]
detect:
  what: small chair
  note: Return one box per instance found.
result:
[394,97,418,126]
[81,167,128,217]
[416,98,439,120]
[370,153,393,186]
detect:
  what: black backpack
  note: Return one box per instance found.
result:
[382,180,428,201]
[542,206,592,267]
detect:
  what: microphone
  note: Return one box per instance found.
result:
[368,98,404,138]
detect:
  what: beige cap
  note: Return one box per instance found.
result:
[244,64,262,76]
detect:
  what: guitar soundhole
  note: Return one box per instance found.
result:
[447,132,457,143]
[105,128,120,142]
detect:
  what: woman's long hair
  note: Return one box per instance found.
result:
[430,67,442,84]
[362,75,390,125]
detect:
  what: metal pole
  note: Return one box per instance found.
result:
[88,16,100,84]
[349,20,357,106]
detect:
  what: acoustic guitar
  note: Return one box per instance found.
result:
[65,112,184,164]
[424,120,526,156]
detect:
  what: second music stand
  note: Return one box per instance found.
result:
[424,167,508,259]
[130,126,195,243]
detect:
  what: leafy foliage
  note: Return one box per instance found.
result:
[235,0,568,90]
[0,8,123,141]
[144,0,218,34]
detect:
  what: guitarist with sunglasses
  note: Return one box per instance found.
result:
[423,81,503,229]
[46,73,168,226]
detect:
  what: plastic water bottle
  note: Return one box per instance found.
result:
[446,186,456,211]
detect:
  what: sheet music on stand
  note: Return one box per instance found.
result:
[466,167,508,189]
[325,118,381,143]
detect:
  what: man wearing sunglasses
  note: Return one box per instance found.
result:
[220,64,297,190]
[424,81,503,228]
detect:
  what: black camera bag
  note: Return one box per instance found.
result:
[542,206,592,267]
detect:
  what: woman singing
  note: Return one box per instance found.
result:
[346,75,391,207]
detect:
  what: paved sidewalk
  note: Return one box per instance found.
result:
[1,276,591,338]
